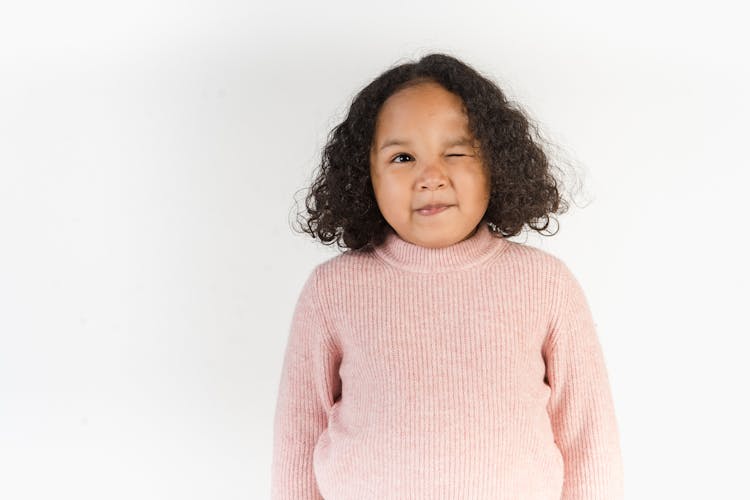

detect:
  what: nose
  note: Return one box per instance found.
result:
[417,161,448,191]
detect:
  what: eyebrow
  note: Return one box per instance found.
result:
[378,136,475,152]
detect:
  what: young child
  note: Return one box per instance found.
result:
[271,53,624,499]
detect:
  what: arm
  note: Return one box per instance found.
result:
[271,266,342,500]
[543,262,625,499]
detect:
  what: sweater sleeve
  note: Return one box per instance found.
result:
[543,262,625,500]
[271,266,342,500]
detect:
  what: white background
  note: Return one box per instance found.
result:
[1,1,748,498]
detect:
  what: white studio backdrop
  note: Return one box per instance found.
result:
[1,1,748,499]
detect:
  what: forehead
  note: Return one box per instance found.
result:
[378,82,467,121]
[374,83,471,139]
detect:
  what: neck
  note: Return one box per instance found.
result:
[372,223,509,273]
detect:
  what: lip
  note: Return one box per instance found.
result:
[415,204,452,216]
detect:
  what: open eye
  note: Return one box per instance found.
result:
[391,153,413,163]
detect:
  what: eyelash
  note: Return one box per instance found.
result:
[391,153,466,163]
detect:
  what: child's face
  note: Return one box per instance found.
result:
[369,81,491,249]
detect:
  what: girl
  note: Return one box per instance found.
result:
[271,53,624,499]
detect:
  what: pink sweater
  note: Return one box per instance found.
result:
[271,223,624,499]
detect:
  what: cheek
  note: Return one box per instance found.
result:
[458,171,490,202]
[482,176,492,200]
[370,178,401,214]
[370,173,387,200]
[377,176,409,200]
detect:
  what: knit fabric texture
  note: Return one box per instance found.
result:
[271,223,624,499]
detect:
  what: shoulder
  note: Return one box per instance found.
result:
[310,246,381,283]
[495,239,586,311]
[289,248,380,307]
[497,238,572,279]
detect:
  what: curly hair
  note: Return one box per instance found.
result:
[291,52,581,252]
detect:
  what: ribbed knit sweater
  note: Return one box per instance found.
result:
[271,223,624,499]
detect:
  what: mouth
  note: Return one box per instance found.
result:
[415,204,453,216]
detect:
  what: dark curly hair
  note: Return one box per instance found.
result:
[291,52,583,252]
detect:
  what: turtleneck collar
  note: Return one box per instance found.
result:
[372,223,509,273]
